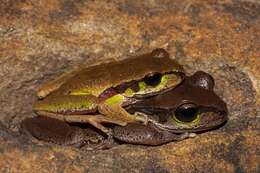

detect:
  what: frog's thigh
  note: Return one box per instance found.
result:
[34,94,99,114]
[113,123,187,145]
[36,111,127,134]
[21,117,104,147]
[37,69,79,98]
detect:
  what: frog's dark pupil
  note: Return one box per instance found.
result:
[175,104,198,123]
[144,73,162,86]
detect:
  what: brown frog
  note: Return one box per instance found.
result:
[113,71,228,145]
[21,49,227,149]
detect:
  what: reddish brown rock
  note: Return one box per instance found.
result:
[0,0,259,172]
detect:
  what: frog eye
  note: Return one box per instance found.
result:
[174,103,199,123]
[144,73,162,86]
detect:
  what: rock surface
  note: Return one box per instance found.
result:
[0,0,259,172]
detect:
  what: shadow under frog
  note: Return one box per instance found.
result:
[21,71,227,149]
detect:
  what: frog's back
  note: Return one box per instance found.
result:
[60,49,184,96]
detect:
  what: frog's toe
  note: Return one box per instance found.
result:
[176,132,197,141]
[134,112,149,125]
[63,114,127,134]
[188,132,197,138]
[87,115,127,134]
[90,117,126,142]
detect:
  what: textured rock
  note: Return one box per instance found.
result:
[0,0,259,172]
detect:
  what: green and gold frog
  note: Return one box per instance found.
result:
[21,49,228,149]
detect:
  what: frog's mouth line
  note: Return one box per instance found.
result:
[124,105,228,133]
[152,118,228,133]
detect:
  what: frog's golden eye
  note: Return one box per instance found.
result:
[174,103,199,123]
[144,73,162,86]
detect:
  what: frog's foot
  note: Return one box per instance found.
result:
[133,112,149,125]
[174,132,197,141]
[64,114,127,135]
[83,133,118,150]
[188,132,197,138]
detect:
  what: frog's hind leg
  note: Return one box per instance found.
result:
[34,94,127,134]
[36,69,80,98]
[36,110,126,135]
[20,117,108,148]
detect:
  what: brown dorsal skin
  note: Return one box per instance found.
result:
[127,71,228,132]
[55,48,184,96]
[129,71,227,112]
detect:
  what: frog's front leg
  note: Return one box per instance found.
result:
[113,123,195,145]
[98,95,148,124]
[21,117,116,149]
